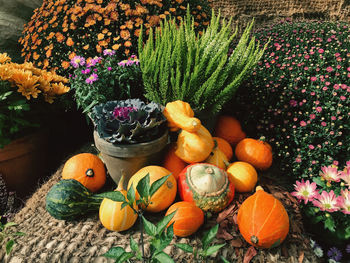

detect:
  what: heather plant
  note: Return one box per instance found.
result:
[70,51,143,114]
[19,0,211,75]
[139,9,266,114]
[234,20,350,183]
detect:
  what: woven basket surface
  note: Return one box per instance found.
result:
[0,145,318,263]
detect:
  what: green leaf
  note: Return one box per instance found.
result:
[14,232,25,236]
[97,191,126,202]
[156,211,176,235]
[202,224,219,249]
[136,173,150,199]
[4,222,17,229]
[103,247,125,259]
[150,174,170,197]
[153,251,175,263]
[203,243,226,257]
[121,202,129,210]
[130,237,139,252]
[142,216,157,236]
[175,243,193,253]
[116,252,134,263]
[324,217,335,232]
[221,256,230,263]
[127,184,136,204]
[6,240,15,255]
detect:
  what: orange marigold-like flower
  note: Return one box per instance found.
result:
[0,53,11,64]
[120,30,131,40]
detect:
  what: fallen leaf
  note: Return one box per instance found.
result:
[217,203,236,223]
[298,251,304,263]
[216,228,234,240]
[243,246,257,263]
[232,214,238,225]
[230,238,243,248]
[281,244,288,257]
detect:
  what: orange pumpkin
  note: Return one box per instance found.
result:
[235,138,273,170]
[175,125,214,163]
[213,137,233,160]
[127,166,177,213]
[99,175,138,232]
[237,186,289,249]
[214,116,246,146]
[204,140,228,170]
[165,201,204,237]
[62,153,106,192]
[163,100,201,132]
[163,143,187,180]
[226,162,257,192]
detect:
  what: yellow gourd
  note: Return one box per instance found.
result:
[99,174,138,232]
[204,140,228,169]
[163,100,201,132]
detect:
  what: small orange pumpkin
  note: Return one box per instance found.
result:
[62,153,106,192]
[175,125,214,163]
[226,162,257,192]
[237,186,289,249]
[204,140,228,170]
[127,166,177,213]
[235,138,273,170]
[165,201,204,237]
[214,116,246,146]
[99,175,138,232]
[163,143,187,180]
[213,137,233,160]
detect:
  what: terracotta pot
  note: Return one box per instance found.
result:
[0,131,49,197]
[94,131,168,188]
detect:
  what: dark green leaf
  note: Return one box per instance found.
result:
[203,243,225,257]
[6,240,15,255]
[324,217,335,232]
[221,256,230,263]
[121,202,129,210]
[136,173,150,199]
[142,216,157,236]
[202,224,219,249]
[116,252,134,263]
[153,251,175,263]
[130,237,139,253]
[97,192,126,202]
[156,211,176,235]
[136,199,144,206]
[127,184,136,204]
[103,247,125,259]
[150,174,170,197]
[166,222,174,239]
[14,232,25,236]
[175,243,193,253]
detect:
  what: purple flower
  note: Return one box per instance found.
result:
[81,68,91,74]
[346,244,350,254]
[107,67,112,71]
[103,49,116,56]
[327,247,342,261]
[85,73,98,84]
[113,106,137,120]
[70,56,85,68]
[87,56,102,67]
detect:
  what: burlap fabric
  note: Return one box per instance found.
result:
[0,145,318,263]
[212,0,350,34]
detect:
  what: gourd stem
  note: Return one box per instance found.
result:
[117,170,126,191]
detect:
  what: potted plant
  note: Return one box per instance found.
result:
[0,53,70,196]
[90,99,168,187]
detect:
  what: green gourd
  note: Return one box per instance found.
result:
[46,179,104,220]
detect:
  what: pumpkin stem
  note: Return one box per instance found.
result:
[251,235,259,245]
[256,186,264,192]
[205,167,214,174]
[223,160,230,168]
[117,170,126,191]
[86,169,94,177]
[259,136,266,142]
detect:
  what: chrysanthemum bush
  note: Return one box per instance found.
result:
[70,50,143,114]
[19,0,211,75]
[233,20,349,239]
[0,53,69,147]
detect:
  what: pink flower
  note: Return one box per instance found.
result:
[308,144,315,150]
[316,106,322,112]
[291,180,318,204]
[289,100,297,107]
[321,121,327,127]
[333,84,340,90]
[312,190,339,212]
[85,73,98,84]
[310,76,317,81]
[295,157,302,163]
[335,53,341,57]
[319,165,341,182]
[322,87,328,91]
[340,96,346,101]
[300,121,307,127]
[331,116,336,120]
[318,48,324,54]
[340,169,350,187]
[310,91,315,96]
[336,189,350,214]
[326,66,333,72]
[309,114,316,119]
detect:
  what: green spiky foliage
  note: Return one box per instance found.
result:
[91,99,167,144]
[138,8,267,114]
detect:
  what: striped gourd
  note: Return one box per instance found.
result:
[45,179,104,220]
[99,175,138,232]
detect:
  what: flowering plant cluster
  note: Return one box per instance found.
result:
[234,20,350,182]
[19,0,211,75]
[70,50,143,114]
[292,163,350,240]
[0,53,69,148]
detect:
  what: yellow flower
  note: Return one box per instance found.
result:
[0,53,11,64]
[0,64,14,81]
[11,70,41,99]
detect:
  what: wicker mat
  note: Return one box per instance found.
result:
[0,145,318,263]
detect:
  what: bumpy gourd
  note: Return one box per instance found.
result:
[175,125,214,163]
[178,163,235,212]
[237,186,290,248]
[163,100,201,132]
[99,175,138,232]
